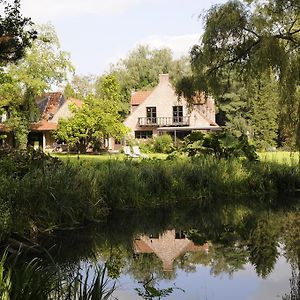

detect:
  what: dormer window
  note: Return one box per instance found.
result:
[146,107,156,124]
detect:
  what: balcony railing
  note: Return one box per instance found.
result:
[138,116,190,127]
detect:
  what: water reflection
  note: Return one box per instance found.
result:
[134,230,208,272]
[5,200,300,299]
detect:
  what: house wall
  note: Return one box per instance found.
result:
[45,132,56,148]
[51,101,74,122]
[124,74,213,138]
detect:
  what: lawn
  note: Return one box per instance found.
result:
[53,152,168,161]
[259,151,299,165]
[53,151,299,165]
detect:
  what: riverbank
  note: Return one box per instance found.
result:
[0,149,299,241]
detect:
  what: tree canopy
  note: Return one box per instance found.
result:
[56,75,128,152]
[0,24,73,147]
[0,0,36,64]
[109,45,191,104]
[177,0,300,148]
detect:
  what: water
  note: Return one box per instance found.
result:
[41,201,299,300]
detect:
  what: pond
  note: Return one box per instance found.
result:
[5,199,300,299]
[17,199,295,300]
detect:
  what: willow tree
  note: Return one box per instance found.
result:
[177,0,300,148]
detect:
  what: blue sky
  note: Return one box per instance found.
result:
[21,0,226,76]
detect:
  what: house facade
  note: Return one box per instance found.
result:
[123,74,219,145]
[134,229,208,272]
[0,92,82,151]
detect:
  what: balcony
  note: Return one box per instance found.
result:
[138,116,190,127]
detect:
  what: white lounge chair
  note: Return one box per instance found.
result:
[123,146,139,158]
[132,146,148,158]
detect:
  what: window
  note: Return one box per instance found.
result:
[135,131,153,139]
[173,106,183,123]
[175,230,185,239]
[146,107,156,124]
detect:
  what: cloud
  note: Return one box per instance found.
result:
[135,33,201,58]
[20,0,142,21]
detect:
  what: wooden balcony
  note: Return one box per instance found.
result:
[138,116,190,127]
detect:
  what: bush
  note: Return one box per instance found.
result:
[182,130,258,161]
[151,134,174,153]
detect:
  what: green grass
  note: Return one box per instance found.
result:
[259,151,299,165]
[53,151,299,165]
[52,152,168,161]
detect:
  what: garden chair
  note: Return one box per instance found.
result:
[123,146,139,158]
[132,146,148,158]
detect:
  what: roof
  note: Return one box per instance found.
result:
[36,92,65,121]
[134,240,154,254]
[30,120,57,131]
[130,90,152,105]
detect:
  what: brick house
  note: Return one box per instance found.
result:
[122,74,219,147]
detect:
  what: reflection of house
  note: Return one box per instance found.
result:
[0,92,82,151]
[124,74,219,143]
[133,230,209,272]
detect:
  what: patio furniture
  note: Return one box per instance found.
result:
[132,145,148,158]
[123,146,139,158]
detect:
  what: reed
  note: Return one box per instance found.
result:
[0,150,299,240]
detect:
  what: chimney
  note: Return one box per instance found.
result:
[159,74,169,84]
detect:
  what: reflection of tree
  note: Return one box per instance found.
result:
[126,253,176,282]
[282,264,300,300]
[39,204,298,284]
[173,243,248,277]
[282,212,300,266]
[209,244,248,277]
[247,216,280,278]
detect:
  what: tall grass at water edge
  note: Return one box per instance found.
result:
[0,151,299,239]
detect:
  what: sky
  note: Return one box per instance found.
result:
[20,0,227,76]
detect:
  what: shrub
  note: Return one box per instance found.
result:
[151,134,174,153]
[182,130,258,161]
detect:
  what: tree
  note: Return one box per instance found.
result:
[63,82,76,99]
[0,24,73,148]
[68,74,97,99]
[0,0,36,64]
[109,45,191,105]
[55,77,128,153]
[95,74,129,118]
[177,0,300,147]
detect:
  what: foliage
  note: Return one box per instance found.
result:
[135,275,184,300]
[182,130,258,161]
[109,45,191,103]
[0,0,37,64]
[65,74,97,100]
[0,24,73,148]
[0,149,108,236]
[215,70,280,149]
[0,250,117,300]
[141,135,174,154]
[95,74,129,118]
[55,94,128,153]
[177,0,300,147]
[247,216,280,277]
[0,251,10,300]
[0,149,300,240]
